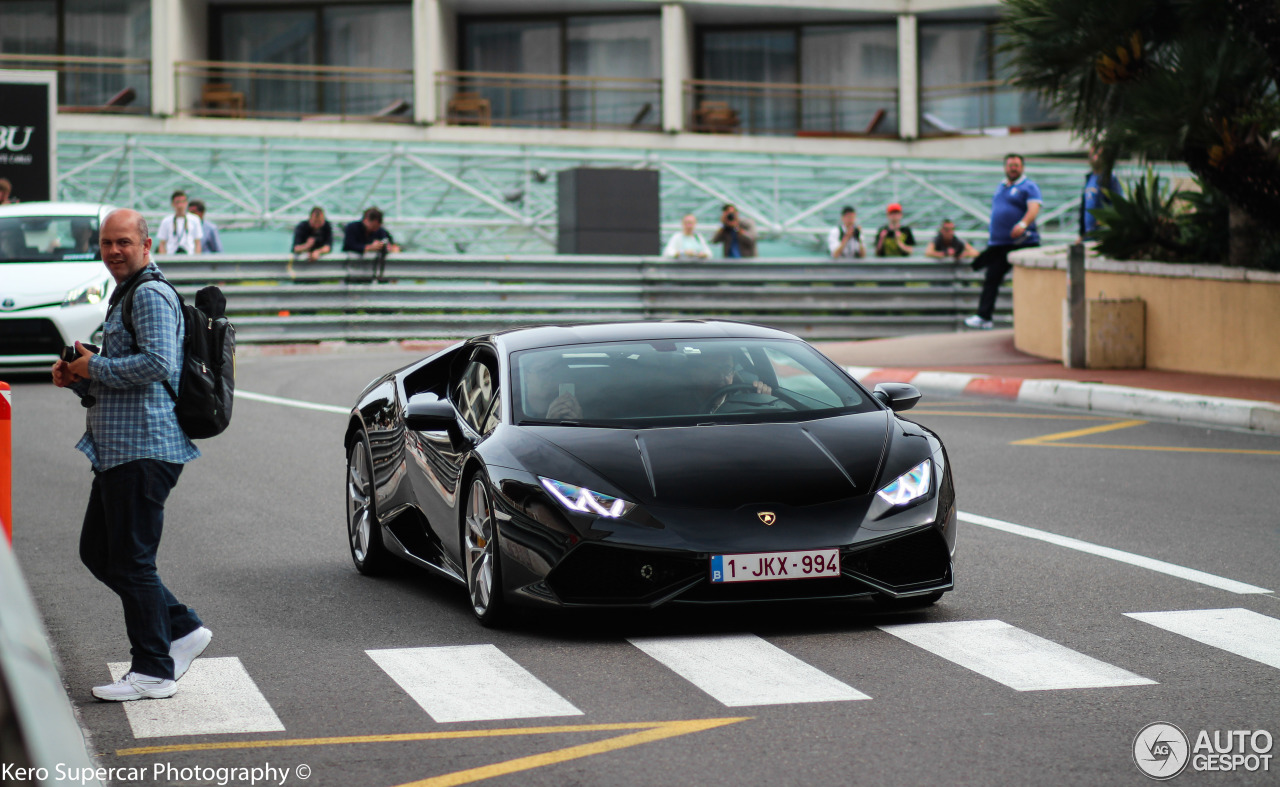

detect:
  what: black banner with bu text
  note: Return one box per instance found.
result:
[0,76,56,202]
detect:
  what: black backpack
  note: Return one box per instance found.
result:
[121,271,235,439]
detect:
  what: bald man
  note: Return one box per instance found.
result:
[54,209,212,702]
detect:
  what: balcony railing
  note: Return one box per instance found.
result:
[920,79,1060,136]
[0,53,150,113]
[436,71,663,131]
[174,60,414,121]
[684,79,898,137]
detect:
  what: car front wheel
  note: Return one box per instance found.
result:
[464,476,506,626]
[347,432,391,575]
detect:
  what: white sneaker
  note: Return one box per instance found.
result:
[963,315,994,330]
[170,626,212,680]
[92,672,178,702]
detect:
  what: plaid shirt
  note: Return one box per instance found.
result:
[74,263,199,471]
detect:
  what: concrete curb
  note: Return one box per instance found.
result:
[847,366,1280,435]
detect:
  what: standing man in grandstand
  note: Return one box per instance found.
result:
[966,154,1041,329]
[156,190,202,255]
[827,206,865,259]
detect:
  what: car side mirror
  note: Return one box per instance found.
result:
[873,383,922,412]
[406,392,455,431]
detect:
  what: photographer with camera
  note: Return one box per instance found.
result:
[711,203,757,259]
[51,208,212,702]
[156,190,202,255]
[343,207,401,281]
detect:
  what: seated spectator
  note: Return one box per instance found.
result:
[875,203,916,257]
[827,206,865,259]
[925,219,979,260]
[343,207,400,254]
[663,214,712,259]
[0,178,16,205]
[293,206,334,261]
[189,199,222,253]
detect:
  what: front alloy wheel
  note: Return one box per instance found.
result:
[464,476,505,625]
[347,433,390,575]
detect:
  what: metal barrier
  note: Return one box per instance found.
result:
[156,253,1011,342]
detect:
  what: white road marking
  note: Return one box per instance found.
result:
[628,633,870,707]
[236,389,349,415]
[108,657,284,738]
[1125,608,1280,670]
[878,620,1156,692]
[959,511,1272,595]
[366,645,582,723]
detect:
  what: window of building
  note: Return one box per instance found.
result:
[697,23,897,135]
[213,2,412,117]
[459,14,661,129]
[0,0,151,109]
[919,21,1056,133]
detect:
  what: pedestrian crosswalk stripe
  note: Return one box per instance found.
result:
[878,620,1157,692]
[366,645,583,723]
[1124,608,1280,670]
[627,633,870,707]
[108,657,284,739]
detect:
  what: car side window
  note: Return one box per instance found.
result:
[455,353,500,435]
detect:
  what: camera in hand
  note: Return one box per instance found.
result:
[724,212,736,223]
[61,344,100,363]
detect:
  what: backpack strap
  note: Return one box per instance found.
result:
[119,269,184,404]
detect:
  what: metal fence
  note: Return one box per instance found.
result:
[156,253,1011,343]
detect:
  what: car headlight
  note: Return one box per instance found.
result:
[876,459,932,507]
[62,280,107,307]
[539,477,634,519]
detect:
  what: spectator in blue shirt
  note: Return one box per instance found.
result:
[188,200,221,253]
[53,208,212,702]
[966,154,1042,329]
[1080,146,1122,239]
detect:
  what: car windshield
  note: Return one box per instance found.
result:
[512,338,875,427]
[0,215,100,263]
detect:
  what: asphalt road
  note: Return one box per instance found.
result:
[8,348,1280,787]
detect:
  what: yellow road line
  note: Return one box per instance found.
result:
[395,717,748,787]
[1011,419,1148,445]
[1023,441,1280,455]
[117,720,706,756]
[912,411,1124,420]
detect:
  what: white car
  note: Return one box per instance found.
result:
[0,202,116,372]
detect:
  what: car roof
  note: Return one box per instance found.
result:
[491,320,801,353]
[0,201,115,220]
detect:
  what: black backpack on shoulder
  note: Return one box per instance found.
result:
[122,271,236,439]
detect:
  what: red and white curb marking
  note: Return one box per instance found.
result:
[846,366,1280,435]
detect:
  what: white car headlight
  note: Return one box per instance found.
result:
[62,280,107,307]
[876,459,932,507]
[539,477,634,518]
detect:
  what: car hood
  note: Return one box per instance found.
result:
[0,262,107,307]
[522,411,892,510]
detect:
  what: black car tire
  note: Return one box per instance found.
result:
[463,475,507,627]
[347,432,391,575]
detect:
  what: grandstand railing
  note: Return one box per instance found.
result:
[155,253,1011,343]
[436,71,664,131]
[0,53,150,113]
[684,79,898,137]
[174,60,415,121]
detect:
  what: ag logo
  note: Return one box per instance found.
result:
[1,298,14,310]
[0,126,35,152]
[757,511,776,526]
[1133,722,1190,780]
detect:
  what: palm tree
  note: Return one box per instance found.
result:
[1001,0,1280,265]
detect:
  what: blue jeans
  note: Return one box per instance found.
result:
[80,459,203,680]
